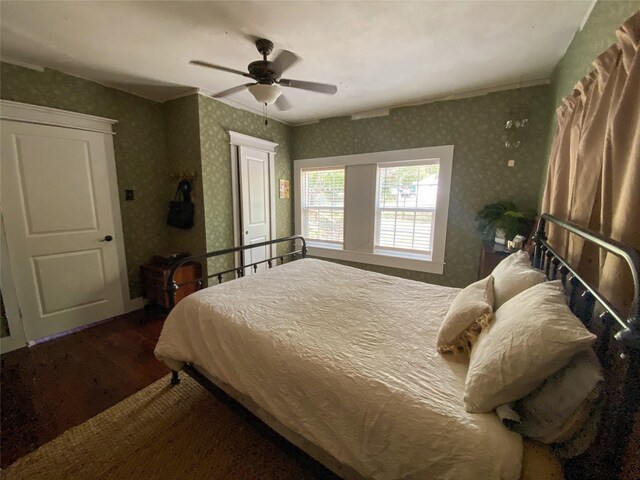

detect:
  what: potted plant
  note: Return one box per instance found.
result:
[475,201,536,245]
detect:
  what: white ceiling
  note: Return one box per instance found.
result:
[0,1,592,125]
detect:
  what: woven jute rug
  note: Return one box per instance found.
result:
[3,374,335,479]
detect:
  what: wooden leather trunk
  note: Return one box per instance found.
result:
[140,261,202,309]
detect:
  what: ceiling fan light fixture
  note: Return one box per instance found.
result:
[248,83,282,105]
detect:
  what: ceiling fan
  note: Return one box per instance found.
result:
[190,38,337,111]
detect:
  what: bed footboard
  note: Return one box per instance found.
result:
[164,235,307,309]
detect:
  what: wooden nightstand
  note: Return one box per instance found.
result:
[140,261,202,309]
[478,242,513,279]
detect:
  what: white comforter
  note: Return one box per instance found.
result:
[155,258,522,479]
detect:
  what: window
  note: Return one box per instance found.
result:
[294,146,453,274]
[376,163,439,257]
[300,167,345,245]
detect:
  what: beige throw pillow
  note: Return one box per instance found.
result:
[437,275,494,360]
[492,250,546,309]
[464,280,596,413]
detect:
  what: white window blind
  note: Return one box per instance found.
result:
[301,168,345,244]
[376,163,439,255]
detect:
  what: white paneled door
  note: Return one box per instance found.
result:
[1,119,126,341]
[238,146,272,274]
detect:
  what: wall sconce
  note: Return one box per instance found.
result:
[504,118,528,149]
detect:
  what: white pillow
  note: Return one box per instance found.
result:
[513,349,603,443]
[492,250,546,308]
[464,280,597,413]
[495,349,603,444]
[436,275,494,361]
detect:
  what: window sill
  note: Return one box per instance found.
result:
[307,241,343,250]
[374,248,432,261]
[307,245,444,274]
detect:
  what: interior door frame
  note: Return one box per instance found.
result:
[229,131,278,269]
[0,100,131,348]
[0,213,26,353]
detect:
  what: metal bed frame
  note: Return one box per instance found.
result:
[531,214,639,479]
[164,216,639,479]
[166,234,307,310]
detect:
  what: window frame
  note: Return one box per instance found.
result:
[299,166,345,247]
[374,159,440,258]
[294,145,454,274]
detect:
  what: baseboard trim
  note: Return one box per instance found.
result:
[25,299,148,348]
[0,334,27,354]
[127,297,146,313]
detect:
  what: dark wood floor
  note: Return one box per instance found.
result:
[1,308,169,468]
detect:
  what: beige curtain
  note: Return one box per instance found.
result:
[541,11,640,315]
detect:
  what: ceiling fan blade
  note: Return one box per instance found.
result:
[271,50,300,76]
[275,94,292,111]
[211,83,254,98]
[190,60,253,79]
[279,78,337,95]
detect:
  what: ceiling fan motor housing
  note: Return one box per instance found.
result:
[248,60,277,84]
[255,38,274,57]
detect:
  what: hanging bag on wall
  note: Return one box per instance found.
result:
[167,180,194,229]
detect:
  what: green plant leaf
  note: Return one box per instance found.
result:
[475,201,537,241]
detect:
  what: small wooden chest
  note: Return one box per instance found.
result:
[140,261,202,309]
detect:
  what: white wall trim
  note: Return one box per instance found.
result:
[291,78,549,126]
[0,214,27,354]
[294,145,454,169]
[294,145,454,274]
[0,100,117,134]
[351,108,390,121]
[229,131,278,152]
[308,246,445,274]
[1,102,130,341]
[230,143,242,268]
[0,334,26,354]
[229,132,278,268]
[162,88,200,102]
[102,132,132,315]
[1,58,45,72]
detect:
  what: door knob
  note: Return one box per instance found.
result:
[100,235,113,242]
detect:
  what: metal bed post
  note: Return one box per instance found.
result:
[532,214,640,479]
[533,215,547,270]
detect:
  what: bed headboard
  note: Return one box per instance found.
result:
[532,214,639,479]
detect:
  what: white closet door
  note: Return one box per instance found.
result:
[238,145,272,274]
[1,120,126,341]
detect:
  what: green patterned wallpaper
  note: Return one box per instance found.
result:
[1,62,168,299]
[292,85,552,288]
[163,95,207,258]
[198,95,294,276]
[549,1,640,110]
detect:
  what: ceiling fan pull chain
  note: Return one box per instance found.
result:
[264,102,268,126]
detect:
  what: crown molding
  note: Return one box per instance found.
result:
[0,99,117,134]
